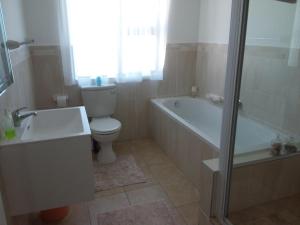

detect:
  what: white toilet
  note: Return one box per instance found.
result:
[81,84,121,164]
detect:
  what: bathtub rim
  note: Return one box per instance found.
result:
[151,96,221,153]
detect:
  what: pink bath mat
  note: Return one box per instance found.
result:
[97,201,179,225]
[94,155,146,191]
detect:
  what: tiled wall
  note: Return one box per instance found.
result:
[0,48,35,225]
[240,46,300,137]
[150,102,219,190]
[29,43,197,141]
[0,47,35,113]
[27,42,229,141]
[195,43,228,98]
[229,155,300,212]
[25,42,231,141]
[4,42,298,142]
[195,43,300,137]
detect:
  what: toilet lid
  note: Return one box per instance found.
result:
[90,118,121,134]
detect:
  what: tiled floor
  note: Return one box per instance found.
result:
[23,139,201,225]
[229,194,300,225]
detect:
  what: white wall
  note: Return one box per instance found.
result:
[22,0,60,45]
[1,0,27,40]
[9,0,296,48]
[167,0,201,43]
[198,0,232,44]
[246,0,296,47]
[22,0,201,45]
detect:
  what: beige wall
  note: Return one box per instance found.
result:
[150,102,219,189]
[0,1,35,225]
[0,0,35,114]
[240,46,300,137]
[229,155,300,212]
[29,43,197,141]
[18,0,231,142]
[195,42,300,137]
[195,43,228,98]
[0,48,35,112]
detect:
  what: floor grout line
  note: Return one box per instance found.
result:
[124,189,132,206]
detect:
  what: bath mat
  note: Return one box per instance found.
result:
[94,155,146,191]
[97,201,178,225]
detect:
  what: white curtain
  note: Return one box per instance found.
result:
[57,0,76,86]
[58,0,170,85]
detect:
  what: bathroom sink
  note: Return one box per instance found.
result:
[0,106,94,216]
[1,106,91,145]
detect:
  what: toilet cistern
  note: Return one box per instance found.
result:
[81,84,122,164]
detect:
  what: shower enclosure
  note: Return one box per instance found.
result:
[219,0,300,224]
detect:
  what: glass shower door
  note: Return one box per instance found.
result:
[223,0,300,224]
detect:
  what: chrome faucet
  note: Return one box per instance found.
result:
[12,107,37,127]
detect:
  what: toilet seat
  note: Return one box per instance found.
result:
[90,117,121,135]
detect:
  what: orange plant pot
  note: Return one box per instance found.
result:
[40,206,70,222]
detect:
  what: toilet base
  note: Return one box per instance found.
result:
[97,142,116,164]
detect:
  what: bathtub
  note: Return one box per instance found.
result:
[151,96,280,156]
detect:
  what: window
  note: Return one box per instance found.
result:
[60,0,170,85]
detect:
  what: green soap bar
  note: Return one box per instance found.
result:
[5,129,16,140]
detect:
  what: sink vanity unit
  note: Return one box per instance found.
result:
[0,106,94,215]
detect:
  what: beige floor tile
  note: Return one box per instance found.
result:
[161,178,200,207]
[132,139,156,149]
[138,162,155,179]
[123,181,157,192]
[123,162,158,190]
[131,154,148,167]
[126,184,170,206]
[88,193,130,225]
[149,163,186,185]
[168,207,188,225]
[113,141,134,155]
[132,139,166,153]
[134,149,173,166]
[229,194,300,225]
[242,217,278,225]
[94,187,124,198]
[177,202,200,225]
[131,160,159,186]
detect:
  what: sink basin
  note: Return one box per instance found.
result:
[2,106,91,145]
[0,106,94,215]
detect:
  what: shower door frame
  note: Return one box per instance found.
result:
[217,0,249,224]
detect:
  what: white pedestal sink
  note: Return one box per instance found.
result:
[0,106,94,216]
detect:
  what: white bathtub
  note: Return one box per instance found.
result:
[151,96,280,155]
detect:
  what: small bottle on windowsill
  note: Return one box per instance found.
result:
[96,76,102,86]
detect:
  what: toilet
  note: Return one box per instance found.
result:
[81,84,121,164]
